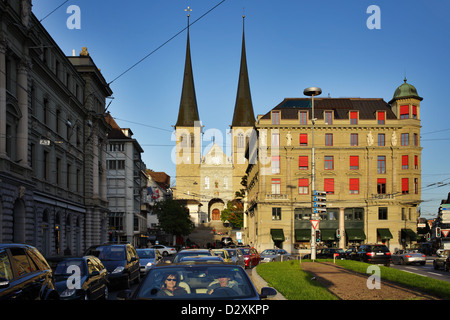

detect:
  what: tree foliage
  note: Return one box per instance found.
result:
[221,200,244,228]
[153,199,195,236]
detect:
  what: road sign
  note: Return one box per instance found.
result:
[313,202,327,208]
[311,220,319,230]
[314,208,327,214]
[442,229,450,238]
[441,204,450,208]
[39,139,51,145]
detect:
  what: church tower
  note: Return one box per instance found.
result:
[231,15,256,196]
[174,10,202,200]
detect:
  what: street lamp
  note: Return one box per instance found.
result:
[304,86,322,260]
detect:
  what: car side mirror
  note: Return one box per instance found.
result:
[0,278,9,289]
[260,287,277,299]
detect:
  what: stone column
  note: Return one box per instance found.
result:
[339,207,345,248]
[16,60,29,165]
[0,41,7,158]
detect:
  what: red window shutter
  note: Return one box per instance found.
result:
[350,111,357,119]
[272,178,281,184]
[415,155,418,167]
[400,105,409,115]
[324,178,334,193]
[298,178,309,187]
[349,156,359,167]
[412,105,417,116]
[402,155,408,166]
[377,178,386,184]
[402,178,409,191]
[299,133,308,145]
[349,178,359,191]
[299,156,308,168]
[377,111,385,121]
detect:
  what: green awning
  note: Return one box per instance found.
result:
[402,229,417,240]
[377,228,393,239]
[346,229,366,241]
[321,229,336,241]
[295,229,311,241]
[271,229,285,242]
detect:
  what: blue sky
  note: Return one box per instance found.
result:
[32,0,450,219]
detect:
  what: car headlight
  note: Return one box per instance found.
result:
[146,262,153,268]
[60,288,76,298]
[112,266,125,274]
[244,257,249,260]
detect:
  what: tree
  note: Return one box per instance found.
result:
[153,199,195,239]
[221,200,244,229]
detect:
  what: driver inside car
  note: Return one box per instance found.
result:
[207,272,242,296]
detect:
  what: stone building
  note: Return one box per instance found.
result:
[0,1,112,256]
[245,79,423,253]
[173,17,255,226]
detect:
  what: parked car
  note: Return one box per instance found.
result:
[179,256,224,263]
[117,263,277,300]
[240,247,261,269]
[260,249,291,263]
[0,243,59,300]
[411,242,434,256]
[150,245,177,257]
[433,250,450,270]
[224,248,245,268]
[173,249,212,263]
[211,249,232,262]
[84,243,140,289]
[357,244,391,266]
[136,248,162,275]
[318,248,345,260]
[392,250,426,266]
[221,237,234,247]
[47,256,109,300]
[344,247,359,260]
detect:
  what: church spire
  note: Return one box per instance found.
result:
[231,15,255,128]
[175,7,200,128]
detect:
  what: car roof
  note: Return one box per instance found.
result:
[0,243,34,250]
[178,249,210,253]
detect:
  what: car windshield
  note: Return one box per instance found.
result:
[368,246,389,252]
[54,259,87,281]
[135,265,256,300]
[137,249,156,259]
[86,246,126,261]
[212,251,226,258]
[241,248,250,255]
[173,251,211,263]
[261,250,276,255]
[226,250,236,257]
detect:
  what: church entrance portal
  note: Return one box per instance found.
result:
[212,209,220,220]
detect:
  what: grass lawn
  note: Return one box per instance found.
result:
[256,259,450,300]
[255,260,338,300]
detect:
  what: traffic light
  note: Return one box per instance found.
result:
[313,191,327,214]
[436,227,441,238]
[315,229,321,242]
[336,229,341,239]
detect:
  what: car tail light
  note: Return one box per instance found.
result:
[366,252,374,257]
[385,252,391,256]
[405,255,411,258]
[422,255,426,257]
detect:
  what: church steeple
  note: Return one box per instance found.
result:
[231,15,255,128]
[175,9,200,128]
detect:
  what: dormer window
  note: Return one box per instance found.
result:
[350,111,358,125]
[324,111,333,125]
[272,111,280,124]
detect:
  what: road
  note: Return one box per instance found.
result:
[390,257,450,283]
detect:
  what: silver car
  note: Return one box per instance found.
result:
[260,249,291,263]
[136,248,162,275]
[392,249,426,265]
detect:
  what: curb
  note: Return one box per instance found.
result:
[250,267,287,300]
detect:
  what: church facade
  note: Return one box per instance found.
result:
[172,18,255,227]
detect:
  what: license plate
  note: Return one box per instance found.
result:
[376,252,384,255]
